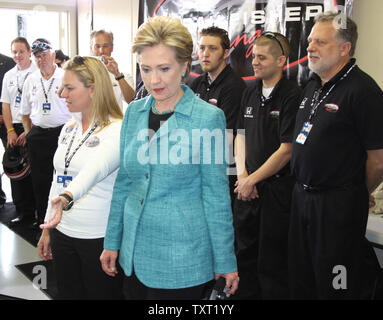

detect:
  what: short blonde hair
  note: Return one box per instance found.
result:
[132,16,193,81]
[64,56,123,129]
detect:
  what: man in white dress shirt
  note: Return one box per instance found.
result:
[20,38,71,228]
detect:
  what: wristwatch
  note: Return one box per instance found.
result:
[59,193,74,211]
[115,73,125,81]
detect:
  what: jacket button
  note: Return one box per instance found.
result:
[140,199,144,205]
[145,173,149,179]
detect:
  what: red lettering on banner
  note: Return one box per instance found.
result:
[230,30,261,58]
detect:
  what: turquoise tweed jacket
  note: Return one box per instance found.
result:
[104,85,237,289]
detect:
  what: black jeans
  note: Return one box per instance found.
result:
[50,228,123,300]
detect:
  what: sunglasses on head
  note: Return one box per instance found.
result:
[261,32,285,56]
[31,42,52,51]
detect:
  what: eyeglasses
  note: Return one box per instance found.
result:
[31,42,52,51]
[261,32,285,56]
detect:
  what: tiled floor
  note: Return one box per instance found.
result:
[0,223,50,300]
[0,145,50,300]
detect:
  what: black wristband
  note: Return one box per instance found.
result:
[115,74,125,81]
[59,193,74,211]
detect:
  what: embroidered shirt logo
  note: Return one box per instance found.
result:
[324,103,339,113]
[299,97,308,109]
[208,98,217,106]
[269,110,280,119]
[244,107,254,118]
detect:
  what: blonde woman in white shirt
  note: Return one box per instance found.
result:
[37,56,123,300]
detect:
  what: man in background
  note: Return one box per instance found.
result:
[90,29,134,109]
[21,38,71,229]
[191,26,246,208]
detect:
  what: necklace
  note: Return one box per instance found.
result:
[152,104,174,115]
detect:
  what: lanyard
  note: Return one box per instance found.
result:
[40,77,55,103]
[16,71,31,95]
[308,64,356,123]
[64,124,98,175]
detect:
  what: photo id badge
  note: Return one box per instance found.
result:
[57,175,73,193]
[42,103,51,115]
[15,95,21,108]
[296,122,313,145]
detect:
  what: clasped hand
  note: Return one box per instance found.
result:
[234,175,259,201]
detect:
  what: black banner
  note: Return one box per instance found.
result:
[139,0,354,86]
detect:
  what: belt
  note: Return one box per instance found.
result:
[34,125,63,132]
[300,183,326,192]
[299,182,359,193]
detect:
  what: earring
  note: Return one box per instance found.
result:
[182,72,185,77]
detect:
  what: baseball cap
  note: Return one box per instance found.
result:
[31,38,52,54]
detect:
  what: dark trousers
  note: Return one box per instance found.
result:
[288,183,381,299]
[0,124,8,204]
[50,228,123,300]
[123,270,209,300]
[26,125,62,223]
[1,123,35,216]
[233,175,294,299]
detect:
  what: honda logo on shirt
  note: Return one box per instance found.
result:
[244,107,254,118]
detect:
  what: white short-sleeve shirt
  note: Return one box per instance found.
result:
[0,62,37,123]
[20,66,71,128]
[109,71,134,112]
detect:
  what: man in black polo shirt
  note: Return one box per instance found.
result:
[190,26,246,205]
[290,12,383,299]
[234,33,301,299]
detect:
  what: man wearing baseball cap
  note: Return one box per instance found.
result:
[20,38,71,231]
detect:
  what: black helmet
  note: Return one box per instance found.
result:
[2,146,31,181]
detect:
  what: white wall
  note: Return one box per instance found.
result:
[353,0,383,89]
[0,0,77,57]
[77,0,139,84]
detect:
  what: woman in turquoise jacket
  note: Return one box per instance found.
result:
[101,16,238,299]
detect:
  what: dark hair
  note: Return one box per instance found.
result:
[200,26,230,50]
[55,49,69,61]
[11,37,30,51]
